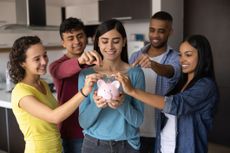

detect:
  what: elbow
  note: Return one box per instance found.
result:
[47,115,63,124]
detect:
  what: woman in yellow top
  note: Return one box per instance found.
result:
[8,36,102,153]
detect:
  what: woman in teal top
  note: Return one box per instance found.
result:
[78,19,145,153]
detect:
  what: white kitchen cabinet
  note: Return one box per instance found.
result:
[46,5,62,26]
[0,2,16,25]
[0,32,32,48]
[65,2,99,25]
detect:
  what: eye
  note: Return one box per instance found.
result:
[77,34,84,39]
[101,40,108,44]
[158,29,165,34]
[113,39,120,44]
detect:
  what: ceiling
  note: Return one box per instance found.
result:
[0,0,99,6]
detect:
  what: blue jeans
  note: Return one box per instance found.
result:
[82,134,140,153]
[62,138,83,153]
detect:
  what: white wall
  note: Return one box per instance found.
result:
[0,49,64,82]
[123,0,184,50]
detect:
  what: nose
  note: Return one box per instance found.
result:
[108,41,115,50]
[179,55,185,64]
[41,56,48,65]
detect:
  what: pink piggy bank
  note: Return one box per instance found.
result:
[97,79,120,102]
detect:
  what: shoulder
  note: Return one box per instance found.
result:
[80,67,94,74]
[129,44,150,63]
[195,77,217,90]
[50,55,67,64]
[128,66,143,74]
[79,67,95,79]
[12,83,32,94]
[127,66,144,79]
[12,83,34,108]
[186,77,218,98]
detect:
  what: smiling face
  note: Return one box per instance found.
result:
[62,29,87,58]
[179,41,199,80]
[98,29,126,62]
[21,43,48,76]
[148,19,172,49]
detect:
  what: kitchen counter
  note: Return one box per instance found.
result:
[0,82,57,153]
[0,82,56,109]
[0,83,12,109]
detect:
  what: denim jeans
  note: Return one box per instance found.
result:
[82,135,140,153]
[62,138,83,153]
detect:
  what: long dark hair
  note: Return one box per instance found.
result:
[8,36,42,84]
[167,34,217,95]
[93,19,128,63]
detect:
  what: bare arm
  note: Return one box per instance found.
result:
[116,72,165,109]
[132,54,174,78]
[19,73,102,124]
[151,61,174,78]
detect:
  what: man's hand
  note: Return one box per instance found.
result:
[132,54,152,68]
[78,50,102,66]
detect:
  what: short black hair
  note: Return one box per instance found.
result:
[59,17,85,40]
[151,11,173,23]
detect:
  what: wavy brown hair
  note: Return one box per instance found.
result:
[7,36,41,84]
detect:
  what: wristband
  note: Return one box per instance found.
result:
[80,89,87,97]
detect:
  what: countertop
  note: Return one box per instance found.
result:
[0,82,56,109]
[0,83,12,109]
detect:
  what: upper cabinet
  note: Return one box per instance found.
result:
[0,1,16,25]
[99,0,151,22]
[65,2,99,25]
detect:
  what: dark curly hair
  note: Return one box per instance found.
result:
[8,36,42,84]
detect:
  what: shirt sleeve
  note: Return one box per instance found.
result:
[167,50,181,87]
[78,69,103,129]
[117,67,145,128]
[11,84,34,108]
[163,78,218,116]
[49,56,82,79]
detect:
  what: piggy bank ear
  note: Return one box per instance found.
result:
[111,80,120,89]
[97,79,106,88]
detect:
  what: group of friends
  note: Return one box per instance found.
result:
[8,11,219,153]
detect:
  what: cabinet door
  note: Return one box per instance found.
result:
[99,0,151,21]
[0,108,7,152]
[8,110,25,153]
[65,2,99,25]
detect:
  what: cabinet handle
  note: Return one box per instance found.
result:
[112,16,132,20]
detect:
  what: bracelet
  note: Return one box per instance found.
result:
[80,89,87,97]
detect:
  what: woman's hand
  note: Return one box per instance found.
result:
[107,92,124,109]
[82,73,103,96]
[115,72,134,95]
[93,91,108,108]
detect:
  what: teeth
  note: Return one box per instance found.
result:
[182,64,189,68]
[153,39,159,43]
